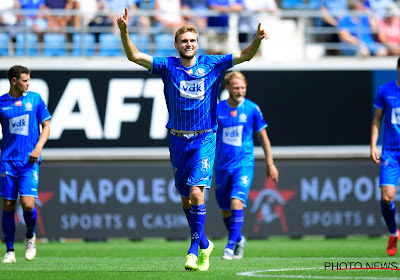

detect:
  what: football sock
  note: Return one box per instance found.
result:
[381,201,397,234]
[227,209,244,250]
[2,210,15,251]
[23,207,37,239]
[188,203,206,256]
[183,207,209,249]
[223,216,230,231]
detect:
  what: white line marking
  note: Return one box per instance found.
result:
[237,268,400,279]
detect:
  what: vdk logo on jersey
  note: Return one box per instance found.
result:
[179,78,205,100]
[9,114,29,136]
[222,125,243,147]
[391,108,400,124]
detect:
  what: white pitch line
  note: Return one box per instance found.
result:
[237,268,400,279]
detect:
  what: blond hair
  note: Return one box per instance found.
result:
[175,25,199,43]
[224,71,247,86]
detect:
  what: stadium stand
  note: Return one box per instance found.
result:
[43,33,67,56]
[0,33,10,56]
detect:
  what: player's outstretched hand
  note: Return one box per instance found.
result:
[256,23,268,41]
[116,7,129,31]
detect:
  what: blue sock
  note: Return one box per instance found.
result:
[23,207,37,239]
[227,209,244,250]
[188,204,206,256]
[381,201,397,234]
[183,207,209,250]
[2,210,15,251]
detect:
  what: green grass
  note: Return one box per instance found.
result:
[1,236,400,280]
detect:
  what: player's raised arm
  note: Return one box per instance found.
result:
[233,23,268,65]
[116,8,153,70]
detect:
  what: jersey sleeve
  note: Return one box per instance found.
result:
[213,54,234,72]
[37,95,51,123]
[253,105,268,133]
[149,57,168,75]
[373,86,385,110]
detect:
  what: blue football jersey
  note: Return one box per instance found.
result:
[215,98,268,170]
[0,91,51,161]
[150,54,233,131]
[374,81,400,149]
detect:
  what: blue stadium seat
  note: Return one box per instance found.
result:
[0,33,10,56]
[130,34,150,54]
[281,0,319,9]
[43,33,67,56]
[154,33,176,57]
[15,33,39,56]
[72,33,96,56]
[99,33,123,56]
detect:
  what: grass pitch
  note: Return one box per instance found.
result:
[1,236,399,280]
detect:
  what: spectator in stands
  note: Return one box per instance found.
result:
[17,0,48,45]
[207,0,245,54]
[154,0,184,32]
[238,0,277,50]
[318,0,348,55]
[338,0,388,56]
[364,0,394,20]
[44,0,70,31]
[182,0,208,30]
[377,3,400,55]
[99,0,139,34]
[0,0,18,54]
[69,0,99,29]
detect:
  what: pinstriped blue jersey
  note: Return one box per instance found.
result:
[374,81,400,149]
[0,91,51,161]
[150,54,233,131]
[215,98,268,170]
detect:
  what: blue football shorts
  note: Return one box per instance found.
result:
[379,149,400,187]
[169,131,216,198]
[0,160,39,200]
[215,166,254,210]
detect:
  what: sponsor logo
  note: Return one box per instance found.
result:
[249,177,296,233]
[230,110,237,117]
[392,107,400,124]
[9,114,29,136]
[186,69,193,75]
[15,100,22,106]
[2,107,12,111]
[179,79,205,100]
[222,125,243,147]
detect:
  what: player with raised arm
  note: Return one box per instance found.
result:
[116,8,267,271]
[1,65,51,263]
[215,71,279,260]
[371,57,400,256]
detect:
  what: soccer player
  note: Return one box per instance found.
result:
[215,71,279,260]
[116,8,267,271]
[371,57,400,256]
[0,65,51,263]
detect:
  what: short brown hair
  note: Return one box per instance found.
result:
[224,71,247,86]
[175,25,198,43]
[8,65,30,82]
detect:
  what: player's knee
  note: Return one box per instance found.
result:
[381,197,394,205]
[2,200,16,211]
